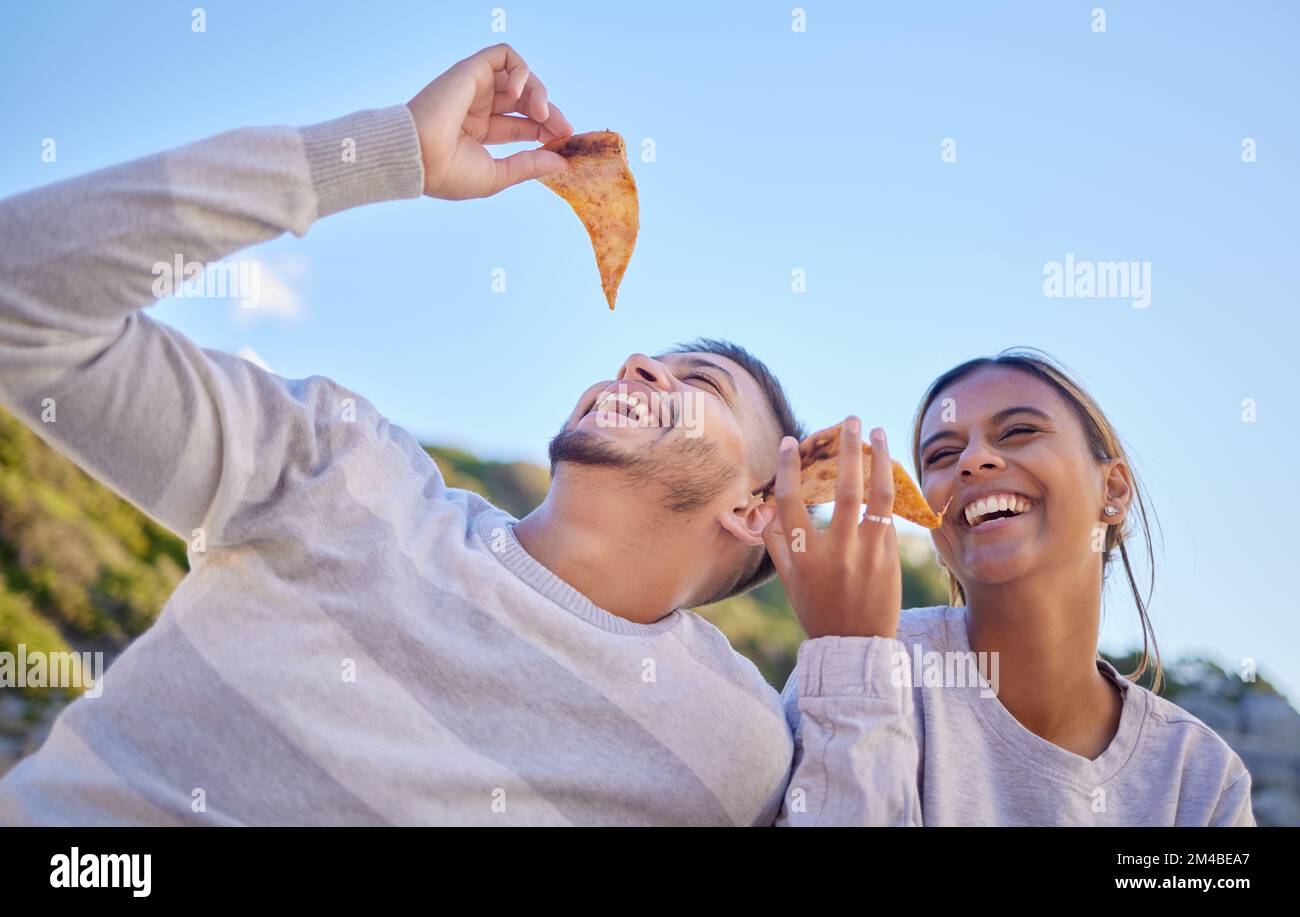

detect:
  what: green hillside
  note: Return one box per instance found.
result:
[0,410,188,717]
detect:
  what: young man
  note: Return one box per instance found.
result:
[0,44,807,825]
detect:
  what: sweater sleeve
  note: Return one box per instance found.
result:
[775,635,923,826]
[0,105,425,548]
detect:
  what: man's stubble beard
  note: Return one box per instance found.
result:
[547,425,739,514]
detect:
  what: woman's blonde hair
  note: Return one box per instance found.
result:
[909,347,1164,694]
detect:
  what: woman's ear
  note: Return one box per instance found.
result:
[1102,458,1133,523]
[718,496,777,547]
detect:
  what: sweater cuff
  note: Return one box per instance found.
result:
[299,105,425,219]
[796,635,913,708]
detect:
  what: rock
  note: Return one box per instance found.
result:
[1240,692,1300,745]
[1251,787,1300,827]
[0,692,34,736]
[1174,689,1240,734]
[1238,754,1300,796]
[0,733,23,778]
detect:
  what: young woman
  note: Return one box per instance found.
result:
[766,348,1254,826]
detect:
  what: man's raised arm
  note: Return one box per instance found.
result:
[0,43,571,548]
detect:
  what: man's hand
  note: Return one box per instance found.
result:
[406,43,575,200]
[761,417,904,639]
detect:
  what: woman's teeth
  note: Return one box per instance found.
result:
[964,493,1032,527]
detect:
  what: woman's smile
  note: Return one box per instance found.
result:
[961,502,1035,534]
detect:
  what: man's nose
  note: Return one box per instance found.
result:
[617,353,672,389]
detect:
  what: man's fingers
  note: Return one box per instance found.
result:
[491,74,539,115]
[862,427,896,532]
[519,73,549,121]
[456,44,529,113]
[485,114,552,145]
[470,42,530,96]
[480,48,572,140]
[491,148,568,192]
[829,416,864,542]
[773,436,815,557]
[492,66,532,97]
[492,85,573,138]
[536,100,574,139]
[487,54,540,112]
[485,106,572,147]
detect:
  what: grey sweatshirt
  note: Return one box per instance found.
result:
[0,102,1256,828]
[777,605,1257,826]
[0,104,794,826]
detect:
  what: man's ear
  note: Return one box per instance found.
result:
[718,496,777,547]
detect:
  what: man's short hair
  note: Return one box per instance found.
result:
[659,338,805,605]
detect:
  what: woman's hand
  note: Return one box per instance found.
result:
[761,417,903,639]
[406,43,575,200]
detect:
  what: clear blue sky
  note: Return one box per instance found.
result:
[2,1,1296,698]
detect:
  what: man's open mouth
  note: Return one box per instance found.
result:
[585,385,675,428]
[960,491,1036,529]
[585,379,676,431]
[591,390,652,426]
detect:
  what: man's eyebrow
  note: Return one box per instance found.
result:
[919,405,1052,454]
[660,356,738,397]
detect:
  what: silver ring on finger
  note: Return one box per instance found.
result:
[864,513,892,525]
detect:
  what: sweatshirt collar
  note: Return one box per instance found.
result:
[945,604,1147,787]
[473,508,684,637]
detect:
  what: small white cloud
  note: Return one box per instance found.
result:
[236,346,275,374]
[230,255,308,326]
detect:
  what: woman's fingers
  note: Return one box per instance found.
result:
[773,435,815,560]
[829,416,864,542]
[861,427,896,535]
[761,516,794,580]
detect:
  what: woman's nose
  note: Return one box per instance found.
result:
[958,443,1004,476]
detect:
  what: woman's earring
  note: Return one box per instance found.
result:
[1104,505,1119,518]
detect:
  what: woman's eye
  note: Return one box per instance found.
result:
[684,373,722,395]
[924,449,957,466]
[1001,424,1039,439]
